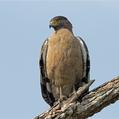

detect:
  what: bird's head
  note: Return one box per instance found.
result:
[49,16,72,31]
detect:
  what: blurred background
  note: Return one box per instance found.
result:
[0,0,119,119]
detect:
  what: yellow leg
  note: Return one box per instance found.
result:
[59,86,66,101]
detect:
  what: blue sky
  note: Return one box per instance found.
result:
[0,0,119,119]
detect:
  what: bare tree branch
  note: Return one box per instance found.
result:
[34,76,119,119]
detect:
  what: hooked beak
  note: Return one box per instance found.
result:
[49,21,53,28]
[49,24,52,28]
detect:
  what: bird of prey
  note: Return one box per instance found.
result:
[39,16,90,107]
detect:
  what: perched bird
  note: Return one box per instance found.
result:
[39,16,90,107]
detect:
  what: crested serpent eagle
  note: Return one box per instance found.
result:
[39,16,90,106]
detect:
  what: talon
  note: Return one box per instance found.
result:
[60,95,67,101]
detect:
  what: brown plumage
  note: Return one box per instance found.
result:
[40,16,90,106]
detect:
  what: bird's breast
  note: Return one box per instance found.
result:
[46,30,84,87]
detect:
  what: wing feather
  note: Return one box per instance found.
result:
[39,39,55,106]
[76,36,90,83]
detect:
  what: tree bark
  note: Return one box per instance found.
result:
[34,76,119,119]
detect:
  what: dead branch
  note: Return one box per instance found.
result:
[34,76,119,119]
